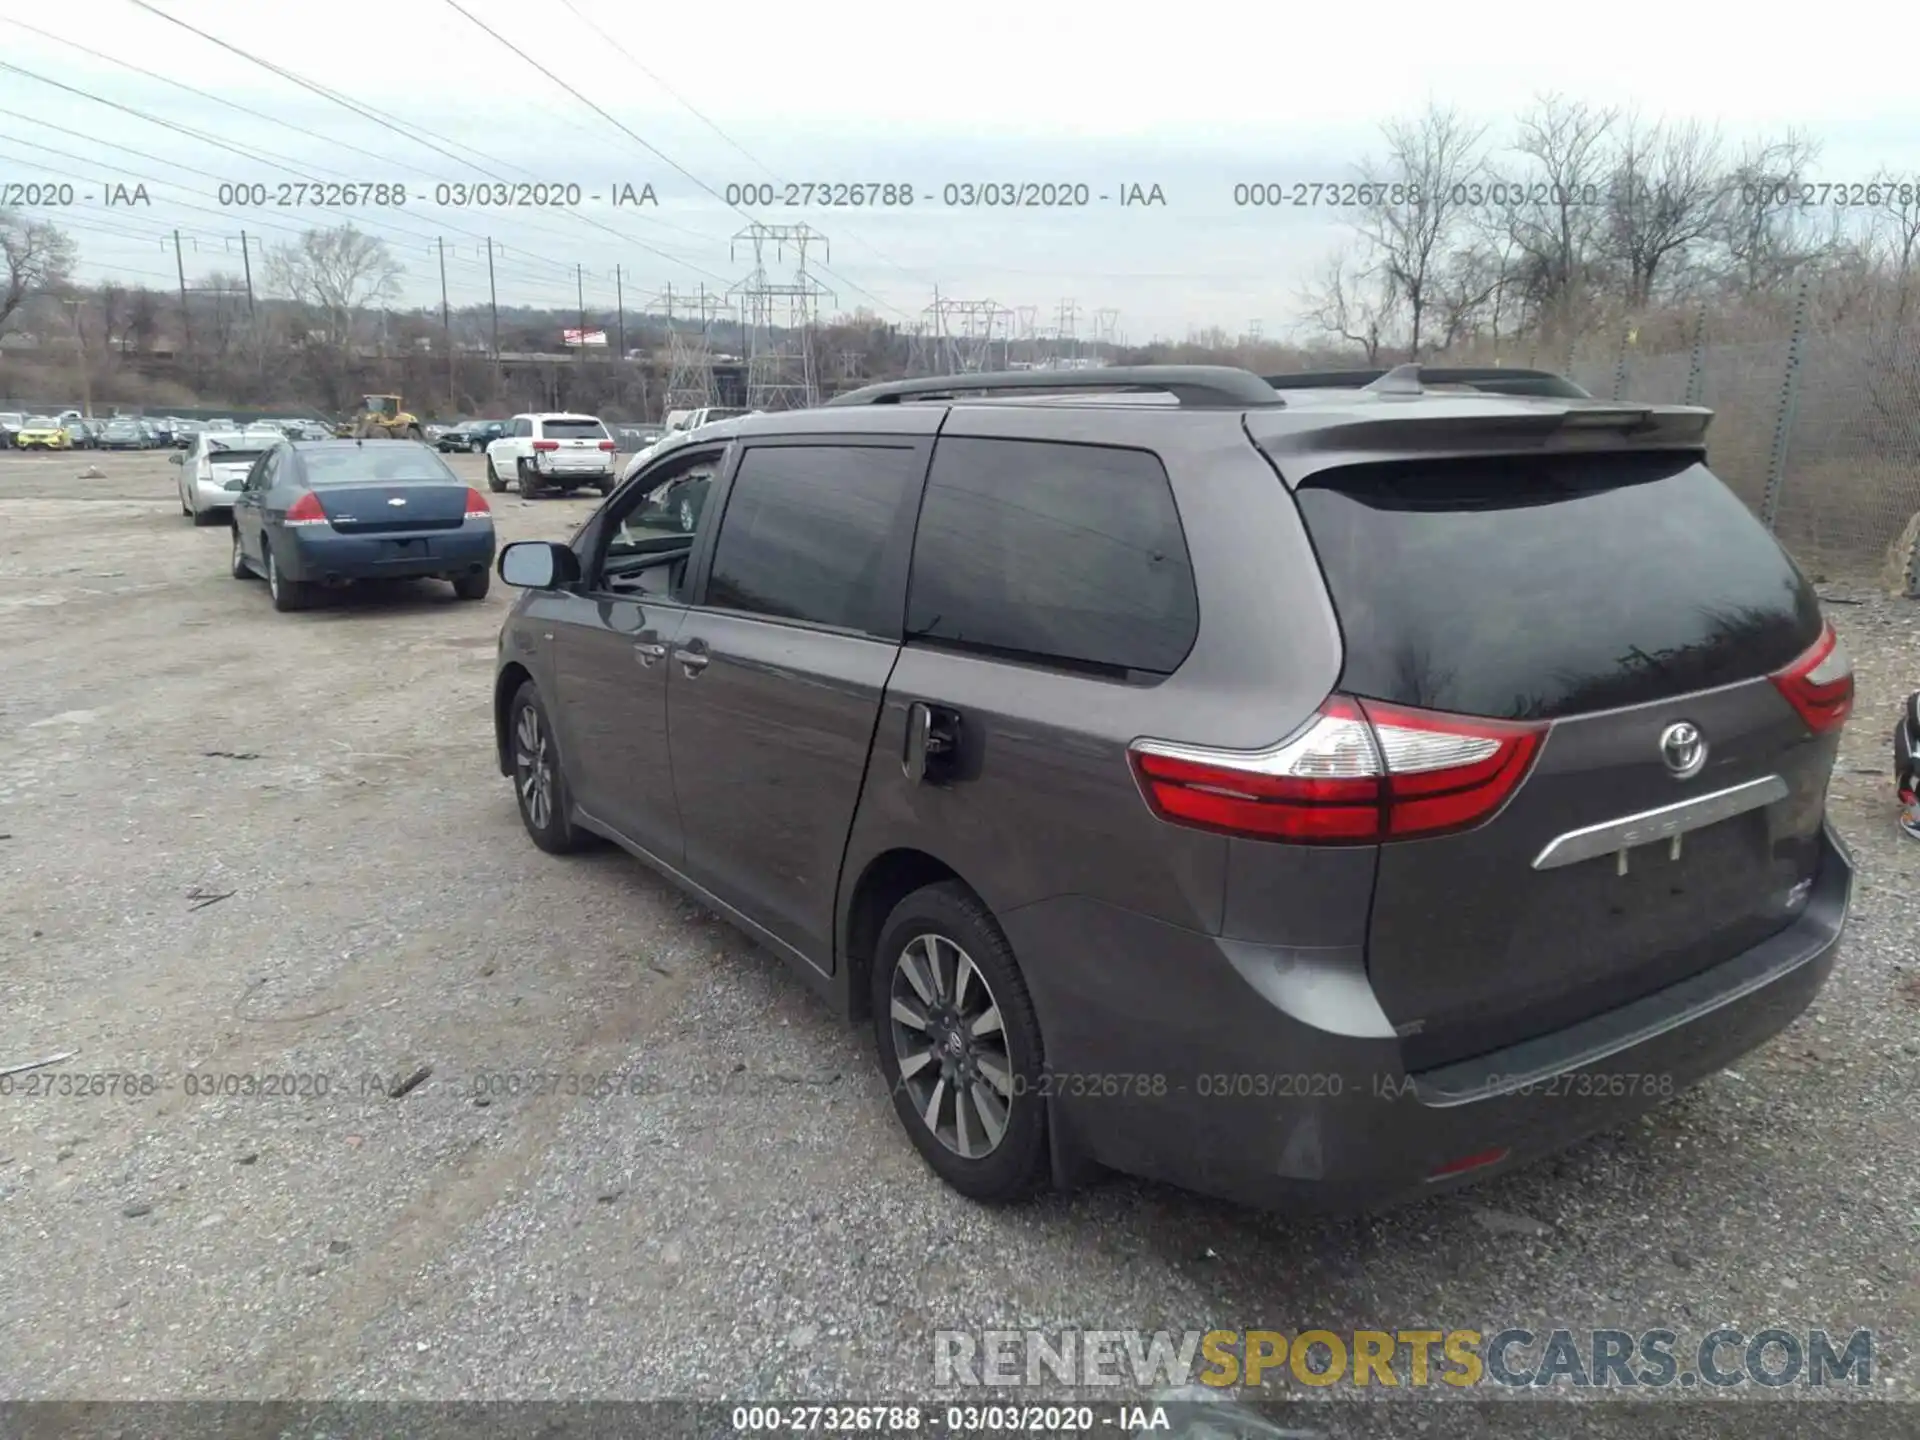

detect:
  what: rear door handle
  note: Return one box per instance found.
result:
[634,630,668,667]
[676,638,710,676]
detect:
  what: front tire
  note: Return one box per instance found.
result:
[453,570,490,600]
[507,682,592,854]
[265,544,309,612]
[486,454,507,493]
[871,882,1049,1203]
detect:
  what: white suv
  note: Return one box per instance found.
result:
[484,412,617,498]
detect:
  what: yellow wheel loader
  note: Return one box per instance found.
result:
[341,395,426,441]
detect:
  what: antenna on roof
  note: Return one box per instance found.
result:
[1363,363,1424,396]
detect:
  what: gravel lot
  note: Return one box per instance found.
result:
[1,447,1917,1413]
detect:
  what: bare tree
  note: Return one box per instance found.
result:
[1503,94,1620,336]
[1605,113,1725,307]
[1,210,77,333]
[1296,247,1397,363]
[127,289,160,352]
[262,224,402,348]
[1713,130,1828,296]
[1351,104,1489,357]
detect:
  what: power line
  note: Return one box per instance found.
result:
[549,0,933,296]
[0,132,584,296]
[440,0,907,319]
[118,1,734,282]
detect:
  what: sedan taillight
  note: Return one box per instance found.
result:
[285,492,328,527]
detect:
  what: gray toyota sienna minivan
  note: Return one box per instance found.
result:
[491,364,1854,1211]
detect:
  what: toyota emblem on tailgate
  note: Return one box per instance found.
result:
[1659,721,1707,779]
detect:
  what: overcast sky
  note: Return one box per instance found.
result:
[3,0,1917,339]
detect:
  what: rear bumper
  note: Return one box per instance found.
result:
[1000,823,1852,1212]
[190,480,236,511]
[280,524,497,583]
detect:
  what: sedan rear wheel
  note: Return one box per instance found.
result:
[266,545,308,612]
[230,528,255,580]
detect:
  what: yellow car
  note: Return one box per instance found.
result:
[15,416,70,450]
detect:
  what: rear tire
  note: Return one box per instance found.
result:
[265,545,309,612]
[486,455,507,493]
[517,459,542,498]
[453,570,490,600]
[192,506,220,527]
[230,527,255,580]
[507,681,593,854]
[596,478,615,497]
[871,882,1049,1204]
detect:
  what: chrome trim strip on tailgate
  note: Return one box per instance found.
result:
[1530,775,1789,871]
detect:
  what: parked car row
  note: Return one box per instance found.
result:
[0,410,342,451]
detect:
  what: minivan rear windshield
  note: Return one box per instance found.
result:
[1294,451,1823,721]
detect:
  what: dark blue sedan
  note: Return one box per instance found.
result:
[227,438,497,612]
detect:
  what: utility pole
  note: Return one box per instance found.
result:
[65,299,92,418]
[576,263,587,368]
[238,232,255,319]
[615,265,626,360]
[438,237,454,416]
[173,229,190,350]
[486,237,500,402]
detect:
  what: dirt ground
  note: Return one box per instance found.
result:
[2,446,1918,1412]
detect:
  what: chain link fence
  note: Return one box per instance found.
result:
[1561,298,1920,587]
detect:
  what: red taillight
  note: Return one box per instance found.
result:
[531,439,559,452]
[1128,695,1545,844]
[1769,621,1853,734]
[284,492,328,527]
[464,487,491,520]
[598,439,616,451]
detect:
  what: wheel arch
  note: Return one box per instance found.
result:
[840,847,982,1025]
[494,663,534,776]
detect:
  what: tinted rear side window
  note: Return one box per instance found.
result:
[704,443,920,632]
[1294,451,1822,720]
[906,437,1198,677]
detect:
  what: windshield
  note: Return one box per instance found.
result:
[25,416,55,427]
[302,447,458,483]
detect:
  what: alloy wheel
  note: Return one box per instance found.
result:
[514,704,554,831]
[888,932,1012,1159]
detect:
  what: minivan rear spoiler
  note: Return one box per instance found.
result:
[1247,400,1714,484]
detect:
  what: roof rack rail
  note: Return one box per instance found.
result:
[1263,366,1593,399]
[822,365,1284,408]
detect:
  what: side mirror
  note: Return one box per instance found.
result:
[168,452,184,465]
[499,540,581,590]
